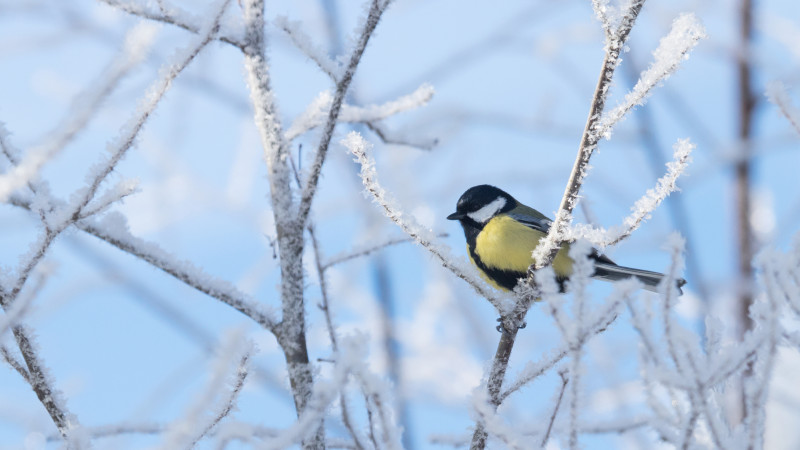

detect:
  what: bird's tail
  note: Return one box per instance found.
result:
[593,262,686,294]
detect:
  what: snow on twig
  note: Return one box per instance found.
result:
[591,0,614,41]
[12,325,86,443]
[76,0,230,222]
[297,0,394,230]
[597,14,706,140]
[342,131,507,310]
[275,15,341,80]
[285,84,434,142]
[78,178,140,220]
[766,81,800,135]
[100,0,245,49]
[79,212,279,331]
[541,370,569,448]
[159,330,253,449]
[262,336,380,449]
[471,389,528,450]
[1,346,29,382]
[0,23,158,202]
[533,0,645,269]
[322,233,448,270]
[567,138,694,248]
[500,276,633,406]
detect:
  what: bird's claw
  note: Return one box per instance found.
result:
[495,317,527,334]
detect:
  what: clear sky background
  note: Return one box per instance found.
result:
[1,0,800,448]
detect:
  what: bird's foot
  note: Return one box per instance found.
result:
[496,317,527,334]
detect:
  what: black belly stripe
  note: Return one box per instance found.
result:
[468,244,526,291]
[468,244,568,293]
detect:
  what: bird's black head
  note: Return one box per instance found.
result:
[446,185,517,232]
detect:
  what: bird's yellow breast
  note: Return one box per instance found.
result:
[473,215,574,290]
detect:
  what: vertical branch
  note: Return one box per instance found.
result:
[469,313,524,450]
[734,0,755,426]
[241,1,318,446]
[532,0,647,268]
[308,224,367,450]
[297,0,392,229]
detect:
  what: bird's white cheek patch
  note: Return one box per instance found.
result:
[467,197,506,223]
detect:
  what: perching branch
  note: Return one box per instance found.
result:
[469,312,526,450]
[532,0,647,269]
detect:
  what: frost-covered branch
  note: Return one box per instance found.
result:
[533,1,646,268]
[0,23,157,202]
[99,0,246,50]
[596,14,706,140]
[0,345,30,383]
[469,318,524,450]
[321,233,448,270]
[12,325,83,442]
[7,191,279,333]
[275,15,340,80]
[499,287,624,402]
[160,334,253,449]
[241,2,321,441]
[4,0,230,307]
[263,337,376,450]
[285,84,434,142]
[471,390,527,450]
[541,370,569,448]
[307,225,369,450]
[276,7,436,151]
[766,81,800,135]
[78,178,140,220]
[342,131,505,309]
[568,139,693,247]
[297,0,394,230]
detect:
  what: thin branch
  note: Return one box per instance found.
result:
[541,370,569,448]
[276,9,435,151]
[532,0,646,269]
[284,83,434,142]
[342,131,505,309]
[766,81,800,135]
[596,14,706,140]
[567,138,694,248]
[99,0,246,50]
[307,224,368,450]
[0,23,157,202]
[469,314,524,450]
[322,233,448,270]
[499,295,622,402]
[297,0,393,230]
[188,351,253,448]
[12,325,74,439]
[7,197,279,333]
[1,345,30,382]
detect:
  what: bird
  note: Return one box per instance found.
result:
[447,184,685,294]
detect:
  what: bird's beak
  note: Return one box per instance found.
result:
[447,212,465,220]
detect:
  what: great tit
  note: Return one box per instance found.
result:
[447,184,685,293]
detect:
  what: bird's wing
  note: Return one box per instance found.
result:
[508,212,552,234]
